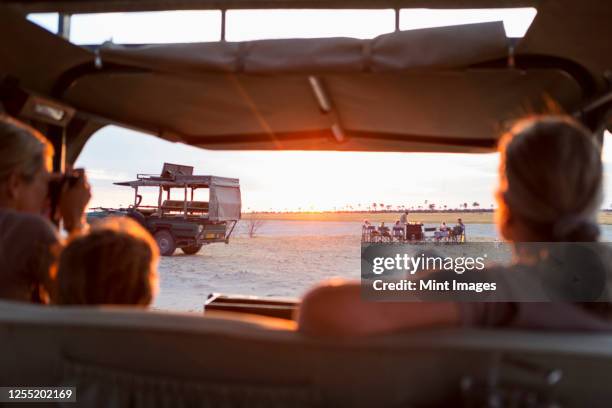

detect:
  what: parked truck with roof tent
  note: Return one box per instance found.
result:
[88,163,241,256]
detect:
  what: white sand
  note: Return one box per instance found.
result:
[152,229,513,313]
[153,235,361,313]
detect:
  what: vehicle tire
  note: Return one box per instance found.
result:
[181,245,203,255]
[154,230,176,256]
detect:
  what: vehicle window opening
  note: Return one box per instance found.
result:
[27,7,537,44]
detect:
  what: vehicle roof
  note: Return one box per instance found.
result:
[114,175,240,188]
[1,0,611,160]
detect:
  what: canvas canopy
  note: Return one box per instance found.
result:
[210,183,242,221]
[114,175,240,189]
[0,0,611,160]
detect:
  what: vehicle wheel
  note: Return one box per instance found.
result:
[181,245,203,255]
[154,230,176,256]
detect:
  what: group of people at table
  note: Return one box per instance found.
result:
[362,213,466,242]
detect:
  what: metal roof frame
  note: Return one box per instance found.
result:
[6,0,540,14]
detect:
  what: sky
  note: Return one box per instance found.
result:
[26,8,612,212]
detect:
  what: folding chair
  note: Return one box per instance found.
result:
[379,226,392,242]
[392,227,405,242]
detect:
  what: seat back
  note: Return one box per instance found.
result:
[161,199,184,211]
[161,200,209,213]
[2,300,612,407]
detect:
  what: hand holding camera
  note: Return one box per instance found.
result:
[48,168,91,233]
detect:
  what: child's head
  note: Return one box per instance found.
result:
[57,217,159,306]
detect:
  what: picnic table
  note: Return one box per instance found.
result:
[362,223,465,243]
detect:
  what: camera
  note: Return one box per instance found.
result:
[48,171,81,225]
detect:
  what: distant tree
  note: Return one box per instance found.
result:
[429,203,436,211]
[379,203,384,211]
[372,203,377,212]
[247,219,265,238]
[472,202,480,210]
[463,202,468,210]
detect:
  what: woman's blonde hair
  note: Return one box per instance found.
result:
[0,115,53,183]
[57,217,159,305]
[496,115,603,242]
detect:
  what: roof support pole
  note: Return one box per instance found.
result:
[394,8,400,32]
[221,9,226,41]
[184,184,188,218]
[575,90,612,141]
[58,13,71,40]
[157,186,163,213]
[47,124,66,227]
[48,125,66,173]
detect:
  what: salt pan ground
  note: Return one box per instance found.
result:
[152,221,515,313]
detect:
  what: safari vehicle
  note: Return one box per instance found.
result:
[89,163,241,256]
[1,0,612,407]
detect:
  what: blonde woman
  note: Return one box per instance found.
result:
[0,115,90,303]
[57,217,159,306]
[297,116,610,336]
